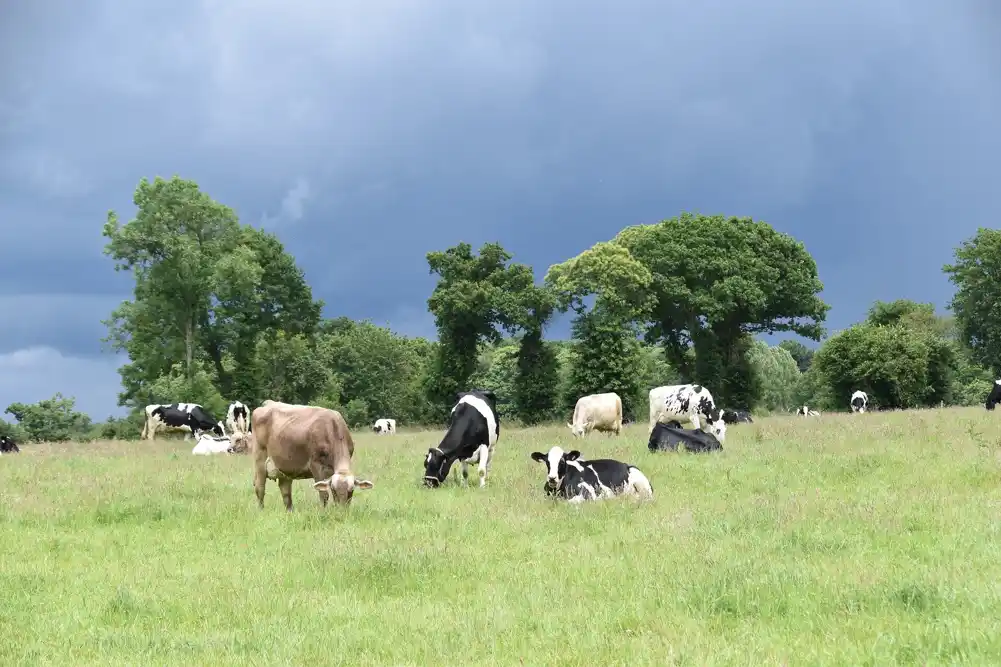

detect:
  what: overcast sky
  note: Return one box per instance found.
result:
[2,1,998,419]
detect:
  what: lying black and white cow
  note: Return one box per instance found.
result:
[0,436,19,454]
[850,390,868,413]
[423,390,499,488]
[648,421,722,453]
[721,409,753,424]
[140,403,226,441]
[795,405,820,417]
[986,380,1001,410]
[530,446,653,504]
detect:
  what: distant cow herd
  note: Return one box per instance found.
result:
[6,381,998,512]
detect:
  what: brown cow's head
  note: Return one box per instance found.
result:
[313,473,374,504]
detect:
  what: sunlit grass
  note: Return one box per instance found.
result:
[2,408,1001,665]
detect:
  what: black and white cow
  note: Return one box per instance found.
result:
[850,390,868,413]
[226,401,250,435]
[0,436,19,454]
[986,380,1001,410]
[648,384,727,442]
[648,421,722,453]
[529,446,653,504]
[795,405,820,417]
[423,390,499,488]
[140,403,226,441]
[721,409,753,424]
[372,418,397,434]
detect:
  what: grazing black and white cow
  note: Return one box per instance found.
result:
[721,409,753,424]
[795,405,820,417]
[226,401,250,435]
[530,446,653,504]
[140,403,226,441]
[423,390,499,488]
[648,422,722,453]
[648,384,727,442]
[986,380,1001,410]
[0,436,19,454]
[850,390,868,413]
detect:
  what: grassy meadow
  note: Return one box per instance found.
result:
[3,408,1001,665]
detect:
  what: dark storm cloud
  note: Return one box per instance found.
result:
[1,0,998,416]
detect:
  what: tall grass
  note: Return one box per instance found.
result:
[2,408,1001,665]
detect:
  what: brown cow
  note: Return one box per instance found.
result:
[250,400,374,511]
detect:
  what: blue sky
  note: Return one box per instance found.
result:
[1,1,998,419]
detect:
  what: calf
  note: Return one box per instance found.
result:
[530,447,653,504]
[986,380,1001,410]
[567,392,622,437]
[191,434,235,455]
[648,384,727,442]
[850,390,868,413]
[721,409,753,424]
[648,422,722,453]
[0,436,19,454]
[424,389,499,488]
[226,401,250,435]
[251,400,373,510]
[372,418,397,434]
[141,402,226,440]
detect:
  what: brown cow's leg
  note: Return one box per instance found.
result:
[278,477,294,512]
[253,466,267,509]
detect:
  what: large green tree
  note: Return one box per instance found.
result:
[944,228,1001,375]
[613,213,829,406]
[545,242,654,418]
[424,242,548,411]
[102,176,322,409]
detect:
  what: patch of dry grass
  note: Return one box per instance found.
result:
[2,408,1001,665]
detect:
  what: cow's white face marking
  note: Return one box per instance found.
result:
[709,418,727,442]
[545,446,565,485]
[313,473,374,503]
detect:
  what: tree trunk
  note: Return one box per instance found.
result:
[185,316,195,380]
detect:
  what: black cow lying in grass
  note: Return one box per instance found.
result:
[648,421,722,453]
[530,446,653,504]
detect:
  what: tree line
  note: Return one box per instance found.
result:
[1,176,998,442]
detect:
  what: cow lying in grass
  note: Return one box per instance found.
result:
[529,446,653,504]
[647,421,722,453]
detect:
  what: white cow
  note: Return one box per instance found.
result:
[226,401,250,436]
[850,390,868,413]
[567,392,622,438]
[372,418,397,435]
[191,433,234,455]
[648,384,727,442]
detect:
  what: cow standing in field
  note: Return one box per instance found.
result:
[721,409,753,424]
[227,401,250,436]
[986,380,1001,410]
[796,406,820,417]
[251,400,373,511]
[423,390,499,488]
[850,390,868,413]
[0,436,19,454]
[372,418,397,435]
[648,384,727,442]
[567,392,622,437]
[529,446,653,504]
[140,403,226,440]
[648,422,722,453]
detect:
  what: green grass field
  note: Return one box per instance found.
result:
[3,408,1001,665]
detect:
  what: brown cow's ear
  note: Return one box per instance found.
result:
[354,479,374,490]
[313,479,332,492]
